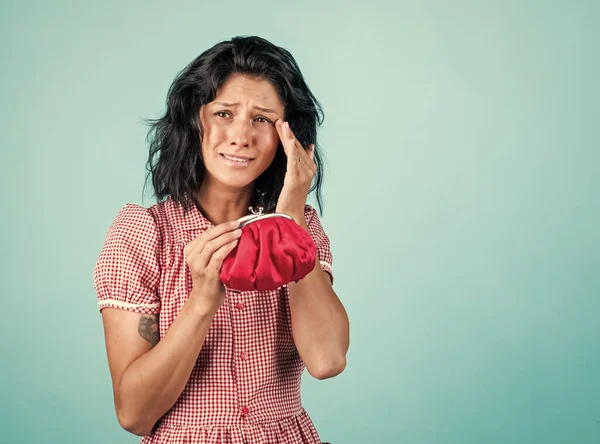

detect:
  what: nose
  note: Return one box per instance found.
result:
[229,119,251,148]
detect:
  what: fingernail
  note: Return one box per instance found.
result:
[233,229,242,236]
[231,220,240,227]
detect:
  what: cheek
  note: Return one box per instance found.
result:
[201,121,228,151]
[260,128,280,153]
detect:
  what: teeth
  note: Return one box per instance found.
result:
[223,154,250,163]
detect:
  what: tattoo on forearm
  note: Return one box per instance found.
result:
[138,314,159,347]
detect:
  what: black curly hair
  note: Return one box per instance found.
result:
[145,35,325,214]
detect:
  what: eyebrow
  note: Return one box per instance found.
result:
[213,102,278,115]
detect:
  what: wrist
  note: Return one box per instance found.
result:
[293,216,308,230]
[283,211,306,226]
[187,290,221,316]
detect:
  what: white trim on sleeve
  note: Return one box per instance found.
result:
[319,260,332,275]
[98,299,160,309]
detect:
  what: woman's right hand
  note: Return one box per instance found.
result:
[183,220,242,309]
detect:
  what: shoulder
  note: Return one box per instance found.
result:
[303,204,319,225]
[302,204,331,239]
[111,204,155,232]
[111,199,181,233]
[303,204,327,228]
[145,198,199,244]
[103,204,160,250]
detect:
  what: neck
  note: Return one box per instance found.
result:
[196,178,254,225]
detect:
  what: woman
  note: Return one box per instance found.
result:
[94,36,349,444]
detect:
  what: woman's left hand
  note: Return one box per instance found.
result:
[274,120,316,225]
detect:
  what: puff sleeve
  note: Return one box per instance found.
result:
[304,205,334,284]
[93,204,161,314]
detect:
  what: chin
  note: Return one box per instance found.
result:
[211,170,258,190]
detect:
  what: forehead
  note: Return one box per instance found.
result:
[213,74,284,110]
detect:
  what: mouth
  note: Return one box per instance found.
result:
[220,153,254,167]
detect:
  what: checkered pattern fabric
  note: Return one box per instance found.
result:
[94,199,333,444]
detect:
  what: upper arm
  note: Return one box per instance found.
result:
[101,308,159,395]
[93,204,162,314]
[304,205,334,284]
[94,204,163,393]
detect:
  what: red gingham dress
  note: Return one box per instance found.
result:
[94,198,334,444]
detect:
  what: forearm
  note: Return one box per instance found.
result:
[116,297,217,435]
[288,257,350,380]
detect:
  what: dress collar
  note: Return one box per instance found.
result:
[165,195,214,234]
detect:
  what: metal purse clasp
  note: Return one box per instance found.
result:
[237,206,294,228]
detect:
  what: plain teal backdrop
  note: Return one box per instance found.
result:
[1,1,598,443]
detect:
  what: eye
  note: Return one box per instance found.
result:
[214,110,231,118]
[254,116,272,124]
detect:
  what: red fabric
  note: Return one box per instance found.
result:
[220,216,317,291]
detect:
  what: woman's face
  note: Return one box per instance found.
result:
[199,73,284,192]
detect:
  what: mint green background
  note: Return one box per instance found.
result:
[1,1,598,443]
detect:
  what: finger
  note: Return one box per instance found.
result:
[307,144,315,163]
[283,121,303,162]
[284,121,297,144]
[292,139,308,167]
[195,229,242,267]
[289,138,315,174]
[283,122,310,168]
[184,220,240,258]
[276,121,315,172]
[293,139,311,166]
[275,120,291,158]
[285,122,311,155]
[209,238,240,272]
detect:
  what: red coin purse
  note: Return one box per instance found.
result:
[219,206,317,291]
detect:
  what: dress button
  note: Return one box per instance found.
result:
[241,406,250,415]
[239,352,247,361]
[236,302,245,310]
